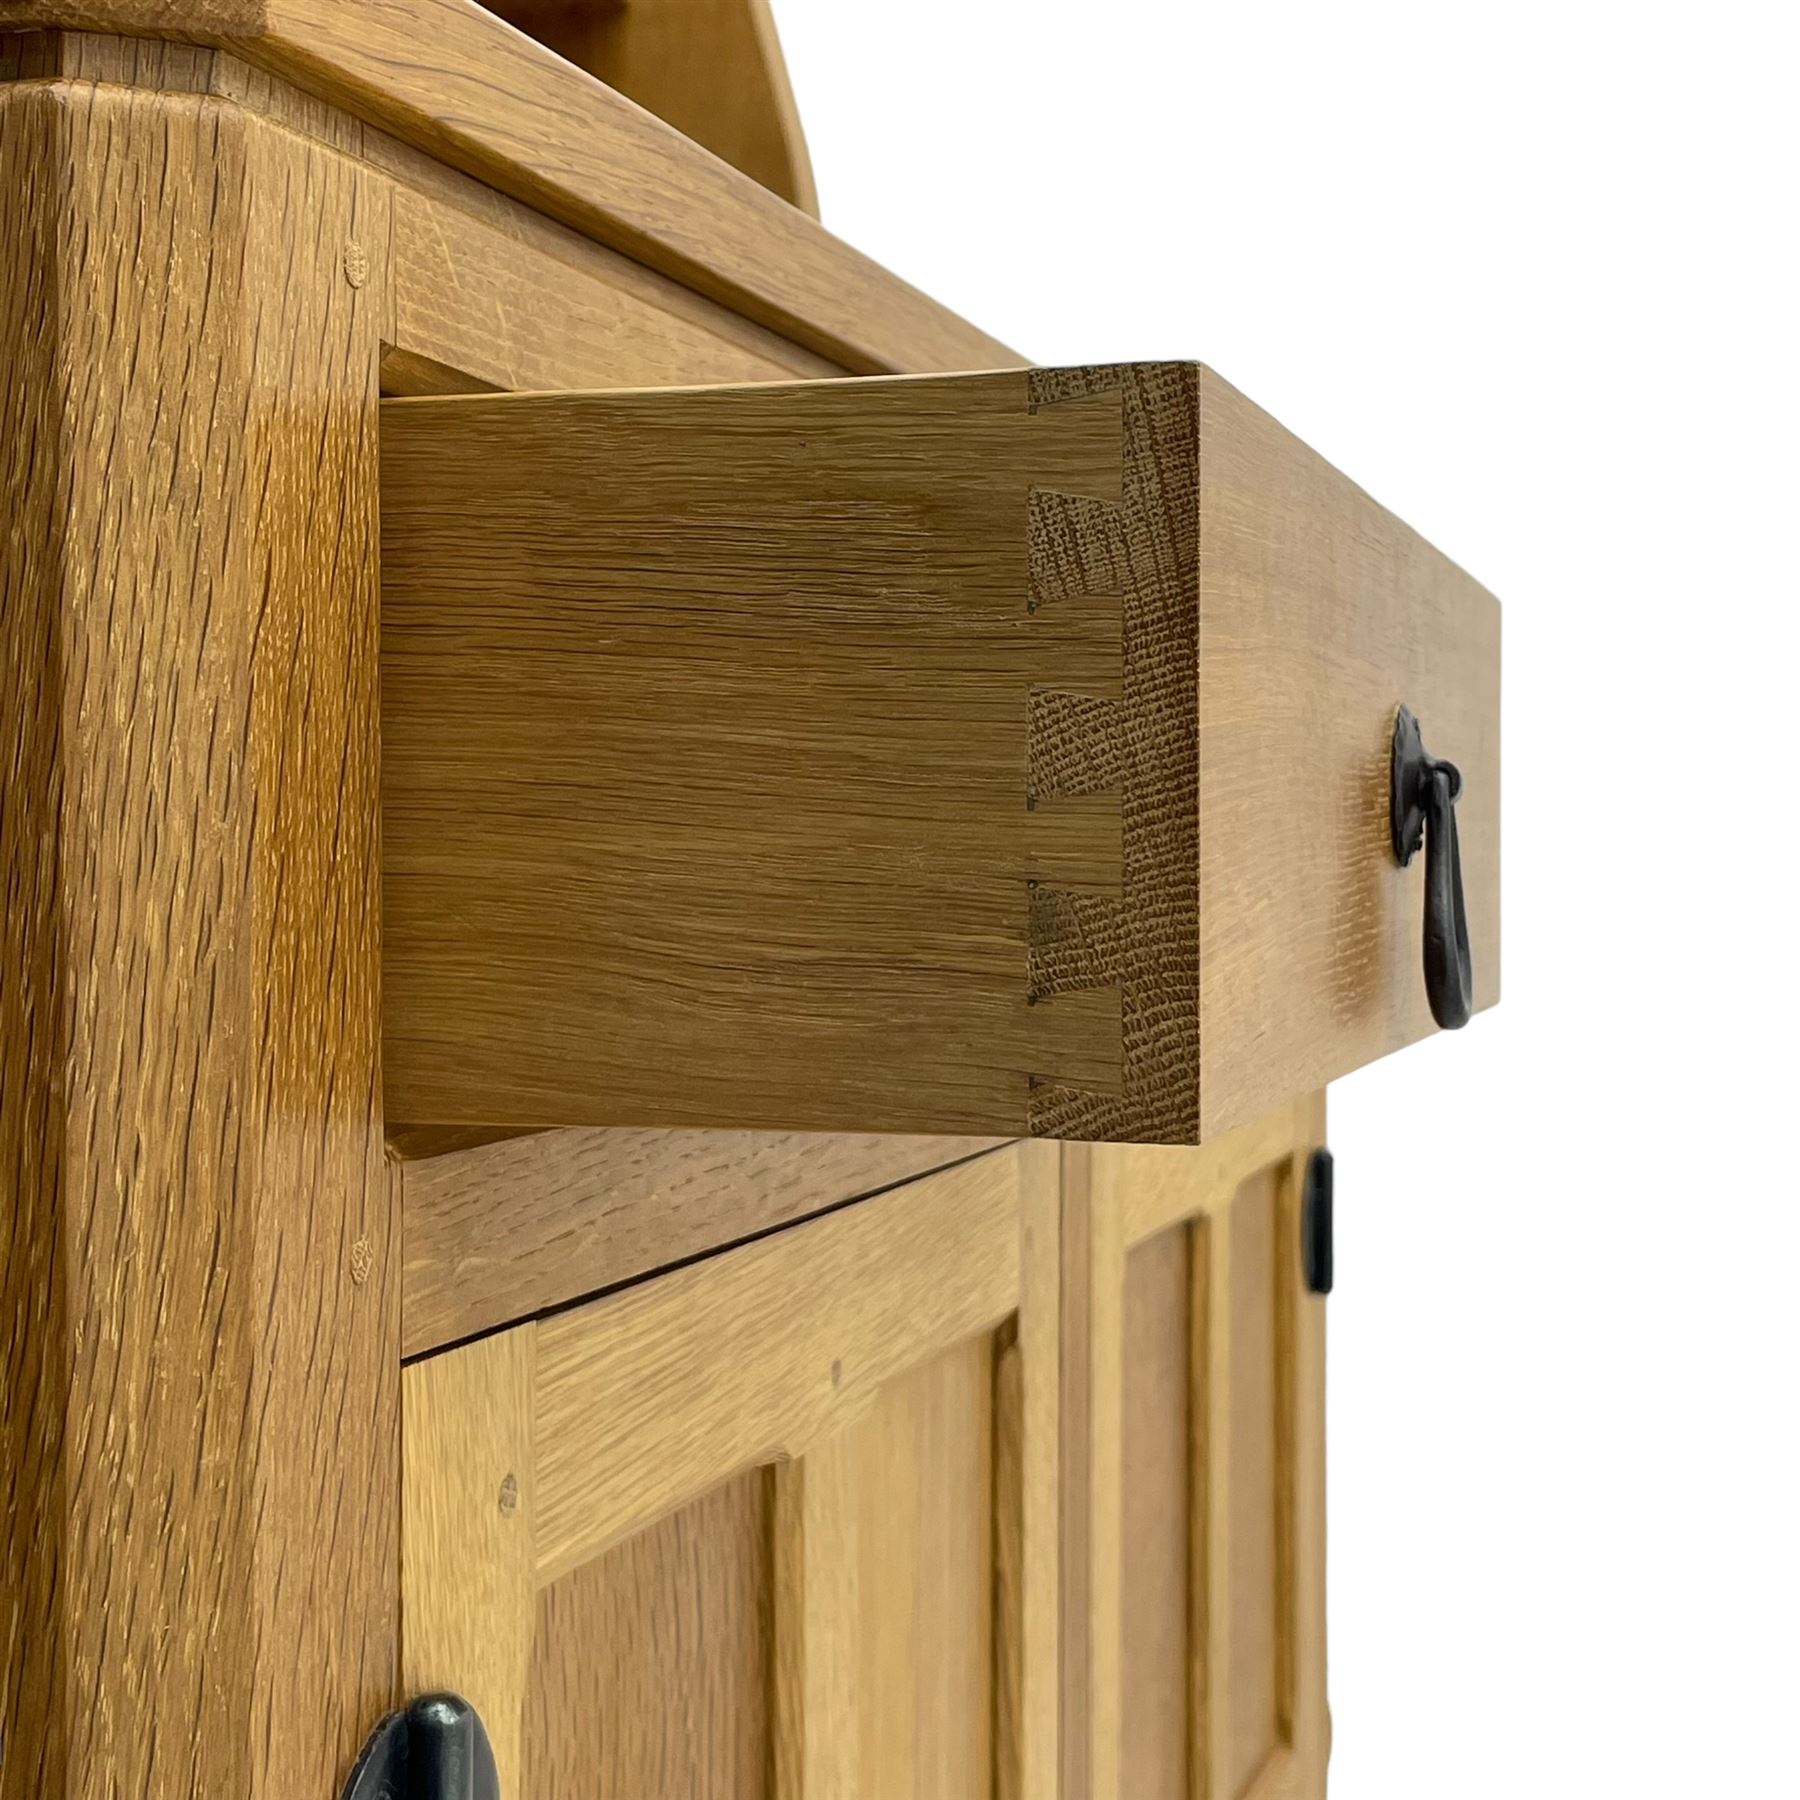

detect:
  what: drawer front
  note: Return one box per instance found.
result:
[381,362,1498,1145]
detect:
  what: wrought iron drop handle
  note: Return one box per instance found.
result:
[341,1693,499,1800]
[1390,706,1473,1031]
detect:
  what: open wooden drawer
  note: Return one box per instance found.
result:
[381,363,1499,1147]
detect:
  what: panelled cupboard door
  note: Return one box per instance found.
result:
[1065,1097,1329,1800]
[400,1142,1059,1800]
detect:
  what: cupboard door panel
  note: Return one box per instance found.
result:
[776,1335,996,1800]
[400,1141,1059,1799]
[526,1471,773,1800]
[1071,1096,1329,1800]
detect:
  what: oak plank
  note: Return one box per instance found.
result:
[400,1128,1007,1357]
[1,80,397,1798]
[384,165,841,394]
[1057,1145,1096,1800]
[1012,1139,1063,1800]
[1221,1165,1282,1798]
[1119,1229,1193,1800]
[774,1338,995,1800]
[1286,1095,1330,1796]
[526,1471,774,1800]
[993,1334,1027,1800]
[530,1148,1026,1581]
[396,1141,1060,1795]
[0,0,1016,372]
[1,86,65,1787]
[490,0,819,215]
[402,1331,538,1798]
[1119,1101,1320,1250]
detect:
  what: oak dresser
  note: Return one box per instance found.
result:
[0,4,1500,1796]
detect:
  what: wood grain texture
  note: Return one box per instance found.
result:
[771,1139,1059,1800]
[401,1128,1007,1357]
[1011,1140,1064,1800]
[530,1146,1025,1580]
[1120,1230,1193,1800]
[774,1337,995,1800]
[381,367,1206,1140]
[1,77,397,1799]
[382,152,840,395]
[395,1140,1060,1797]
[993,1332,1027,1800]
[1219,1166,1282,1799]
[1023,364,1200,1142]
[1286,1118,1331,1796]
[402,1331,537,1797]
[1118,1106,1326,1251]
[526,1470,774,1800]
[1057,1144,1095,1800]
[6,26,844,393]
[1084,1149,1129,1800]
[490,0,819,214]
[0,84,64,1792]
[1195,1133,1330,1800]
[0,0,1016,373]
[1198,365,1501,1137]
[384,363,1498,1144]
[1065,1096,1330,1800]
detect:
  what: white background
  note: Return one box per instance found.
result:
[775,3,1798,1792]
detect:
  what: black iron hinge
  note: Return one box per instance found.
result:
[1301,1147,1333,1296]
[341,1694,499,1800]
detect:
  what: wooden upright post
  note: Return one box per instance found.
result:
[2,74,399,1799]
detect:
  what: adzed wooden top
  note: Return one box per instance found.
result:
[0,0,1017,374]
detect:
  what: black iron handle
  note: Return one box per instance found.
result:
[341,1693,499,1800]
[1390,706,1473,1030]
